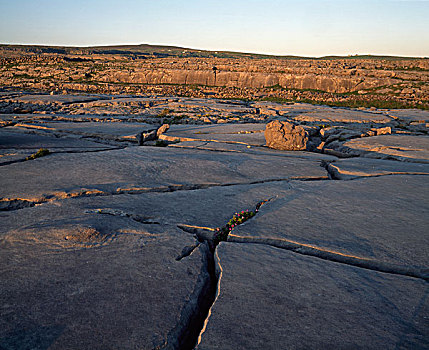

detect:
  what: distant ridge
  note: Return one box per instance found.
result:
[0,43,425,60]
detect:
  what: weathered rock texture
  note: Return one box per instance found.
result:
[265,120,309,150]
[1,91,428,349]
[1,45,428,109]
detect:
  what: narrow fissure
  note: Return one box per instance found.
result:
[171,193,428,348]
[171,198,274,349]
[0,181,285,212]
[228,235,428,281]
[322,160,429,181]
[163,242,217,350]
[320,159,338,180]
[0,146,126,167]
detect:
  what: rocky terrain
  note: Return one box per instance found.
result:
[1,44,428,110]
[0,89,428,349]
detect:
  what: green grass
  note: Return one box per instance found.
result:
[320,99,429,110]
[25,148,50,160]
[260,96,429,110]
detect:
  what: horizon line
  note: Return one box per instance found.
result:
[1,41,428,60]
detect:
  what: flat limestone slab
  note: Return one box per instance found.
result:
[162,124,266,146]
[0,128,116,150]
[233,175,429,268]
[291,107,393,124]
[0,146,327,200]
[0,199,210,349]
[13,121,155,136]
[10,121,157,144]
[170,140,337,161]
[0,113,132,123]
[327,157,429,180]
[0,150,34,165]
[0,128,118,165]
[197,243,428,350]
[341,134,429,163]
[0,181,293,349]
[387,109,429,123]
[9,94,110,105]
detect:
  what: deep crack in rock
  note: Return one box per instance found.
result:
[172,198,276,349]
[162,242,217,350]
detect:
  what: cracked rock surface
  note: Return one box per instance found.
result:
[1,91,428,349]
[197,243,428,350]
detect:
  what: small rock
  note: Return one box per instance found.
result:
[156,124,170,137]
[139,124,170,145]
[374,126,391,136]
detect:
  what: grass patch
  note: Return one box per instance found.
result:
[25,148,50,160]
[260,95,429,110]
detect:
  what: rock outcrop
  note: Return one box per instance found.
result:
[265,120,309,151]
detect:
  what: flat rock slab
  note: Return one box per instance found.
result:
[327,157,429,180]
[0,150,34,166]
[162,124,266,146]
[0,199,210,349]
[11,121,156,142]
[290,108,393,124]
[0,128,118,165]
[198,243,428,350]
[170,140,337,160]
[0,146,328,200]
[0,128,116,150]
[0,182,293,349]
[387,109,429,123]
[341,134,429,163]
[8,94,110,105]
[0,113,132,123]
[233,175,429,268]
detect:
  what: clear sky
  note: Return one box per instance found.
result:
[0,0,428,57]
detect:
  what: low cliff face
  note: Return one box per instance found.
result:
[1,53,428,108]
[102,66,397,93]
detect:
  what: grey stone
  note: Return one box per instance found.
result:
[161,124,266,147]
[197,243,428,350]
[0,145,328,201]
[2,91,429,349]
[335,134,429,163]
[0,201,211,349]
[327,157,429,180]
[233,175,429,268]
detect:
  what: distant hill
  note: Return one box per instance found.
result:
[0,43,424,60]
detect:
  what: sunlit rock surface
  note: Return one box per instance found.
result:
[1,91,428,349]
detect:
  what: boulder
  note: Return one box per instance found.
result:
[264,120,308,151]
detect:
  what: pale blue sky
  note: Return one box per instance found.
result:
[0,0,428,57]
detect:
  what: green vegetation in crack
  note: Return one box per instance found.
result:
[25,148,50,160]
[213,198,273,244]
[214,210,256,243]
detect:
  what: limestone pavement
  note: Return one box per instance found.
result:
[0,91,428,349]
